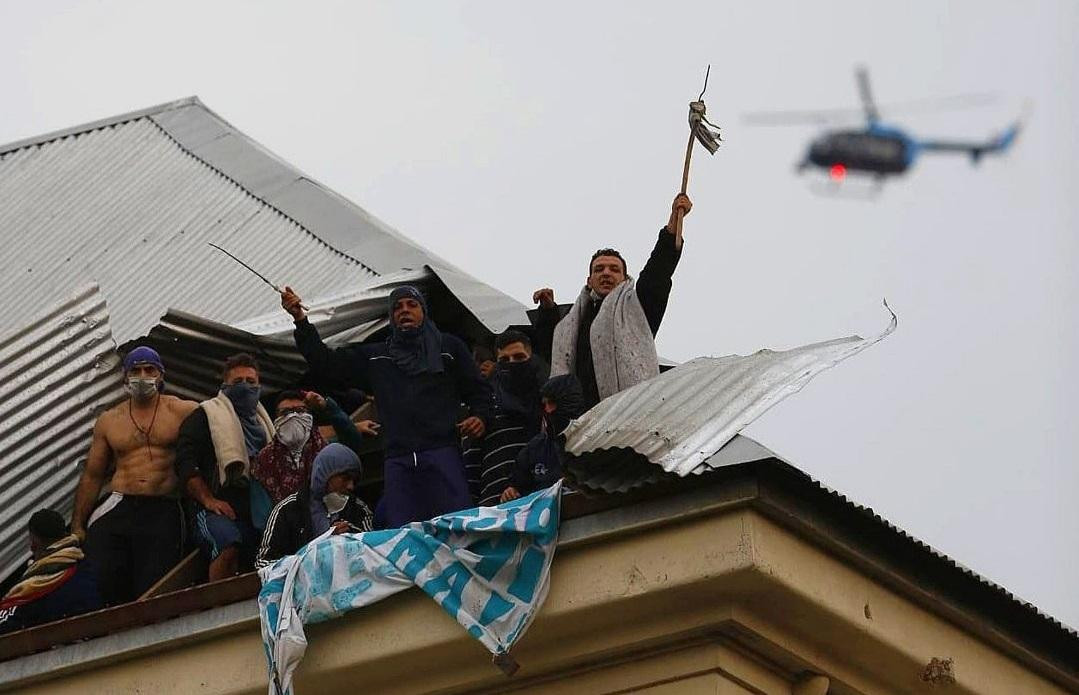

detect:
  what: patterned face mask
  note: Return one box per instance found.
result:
[274,412,313,453]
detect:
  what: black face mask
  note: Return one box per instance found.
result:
[494,359,540,421]
[543,409,573,438]
[497,359,535,389]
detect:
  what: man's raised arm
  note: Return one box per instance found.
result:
[636,193,691,334]
[282,286,368,389]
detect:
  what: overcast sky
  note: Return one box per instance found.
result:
[2,1,1076,629]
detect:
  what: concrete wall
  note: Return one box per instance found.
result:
[4,505,1069,695]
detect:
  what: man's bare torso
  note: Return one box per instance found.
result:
[98,395,197,497]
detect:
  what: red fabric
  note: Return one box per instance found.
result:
[252,430,326,504]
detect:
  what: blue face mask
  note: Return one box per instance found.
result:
[223,382,261,414]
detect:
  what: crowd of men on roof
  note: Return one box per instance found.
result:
[0,193,693,635]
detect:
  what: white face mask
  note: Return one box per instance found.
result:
[323,491,349,516]
[126,377,159,402]
[274,412,313,452]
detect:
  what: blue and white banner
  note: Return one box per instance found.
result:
[257,482,562,695]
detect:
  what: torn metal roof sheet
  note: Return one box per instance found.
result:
[0,284,124,584]
[564,308,896,484]
[0,96,528,345]
[566,434,778,494]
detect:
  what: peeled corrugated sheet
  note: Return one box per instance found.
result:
[232,265,530,342]
[565,308,896,482]
[0,116,371,345]
[0,285,124,583]
[141,310,310,402]
[231,268,434,341]
[566,434,777,494]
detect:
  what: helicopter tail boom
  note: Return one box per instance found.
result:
[919,121,1021,164]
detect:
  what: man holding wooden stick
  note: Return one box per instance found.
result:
[532,192,691,411]
[532,67,719,410]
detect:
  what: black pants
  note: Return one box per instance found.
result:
[84,494,183,606]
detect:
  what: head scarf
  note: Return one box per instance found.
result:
[308,443,363,536]
[386,286,444,376]
[540,374,585,437]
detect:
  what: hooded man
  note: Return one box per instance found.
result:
[282,284,493,528]
[0,510,102,634]
[501,375,585,502]
[71,346,198,606]
[465,330,545,506]
[175,353,275,580]
[255,443,374,569]
[533,193,691,410]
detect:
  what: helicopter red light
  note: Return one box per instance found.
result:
[829,164,847,181]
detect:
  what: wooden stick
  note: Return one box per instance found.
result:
[673,128,696,246]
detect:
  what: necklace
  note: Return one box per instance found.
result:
[128,395,161,461]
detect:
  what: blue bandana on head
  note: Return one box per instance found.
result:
[387,286,444,376]
[123,346,164,374]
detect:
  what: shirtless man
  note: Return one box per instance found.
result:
[71,346,197,606]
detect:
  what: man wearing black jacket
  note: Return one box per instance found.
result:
[255,443,374,569]
[533,193,691,410]
[281,285,492,528]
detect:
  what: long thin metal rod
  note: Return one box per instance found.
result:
[208,242,281,293]
[207,243,310,311]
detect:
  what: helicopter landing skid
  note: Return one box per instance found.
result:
[806,172,884,200]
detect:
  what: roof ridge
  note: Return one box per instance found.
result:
[142,116,379,276]
[0,97,202,156]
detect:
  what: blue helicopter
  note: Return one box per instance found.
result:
[745,67,1021,185]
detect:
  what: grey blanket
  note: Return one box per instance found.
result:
[550,281,659,401]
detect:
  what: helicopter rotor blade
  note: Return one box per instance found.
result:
[742,92,1001,127]
[855,65,880,123]
[741,108,864,126]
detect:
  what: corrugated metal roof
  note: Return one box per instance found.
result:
[566,434,777,494]
[564,309,896,483]
[143,267,519,402]
[787,463,1079,643]
[231,268,434,340]
[140,310,310,402]
[0,115,372,344]
[0,284,124,583]
[0,96,531,586]
[0,97,529,344]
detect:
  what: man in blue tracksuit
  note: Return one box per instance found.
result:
[282,284,492,528]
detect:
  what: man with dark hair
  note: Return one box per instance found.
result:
[466,329,544,506]
[500,375,586,502]
[71,346,198,606]
[281,285,492,527]
[256,444,374,569]
[252,389,375,506]
[0,510,101,634]
[533,193,691,410]
[176,353,275,580]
